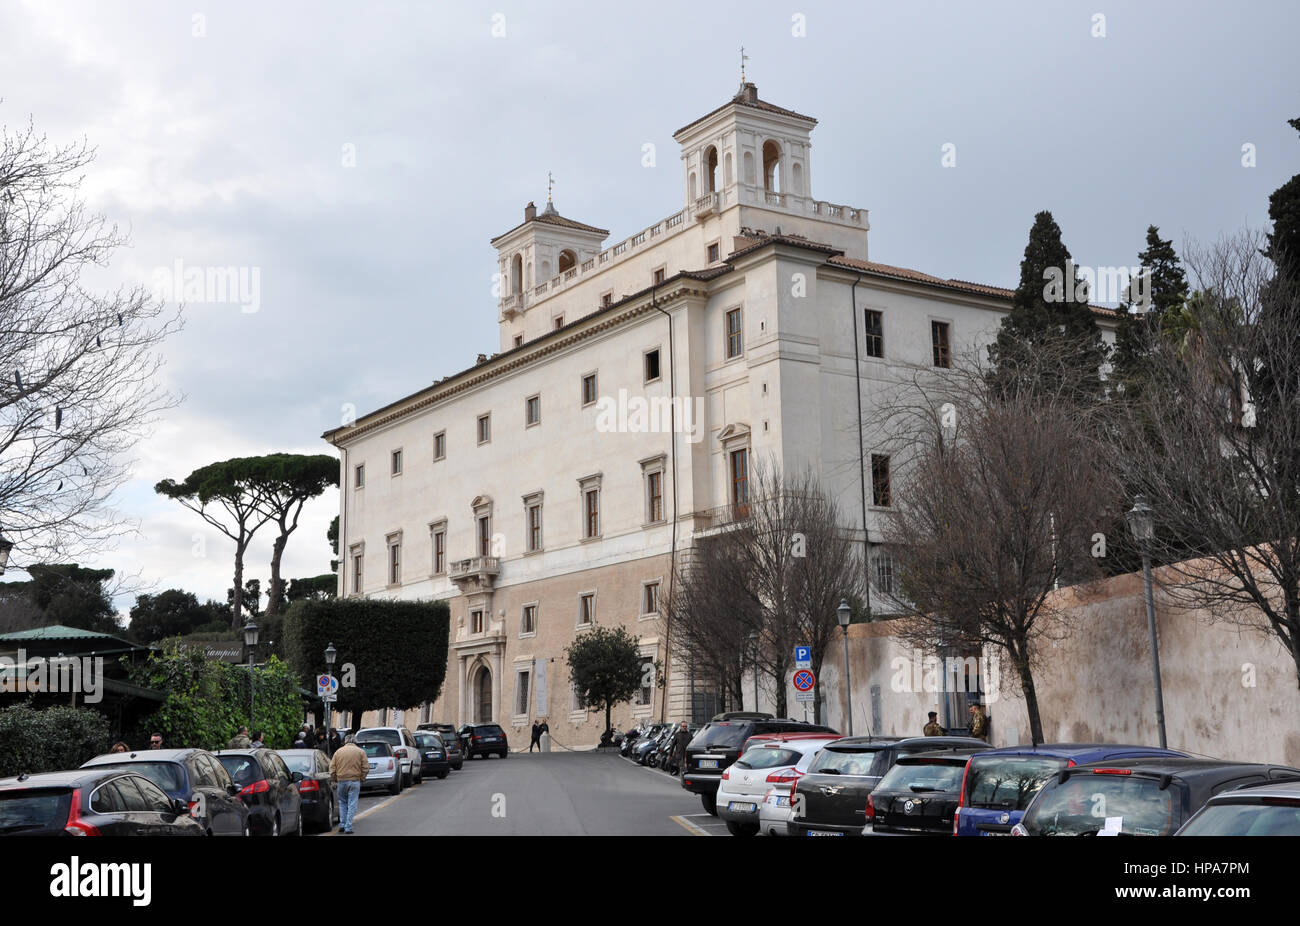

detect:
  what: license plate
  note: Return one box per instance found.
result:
[368,762,377,769]
[728,801,756,813]
[425,752,437,758]
[808,830,843,836]
[698,759,718,769]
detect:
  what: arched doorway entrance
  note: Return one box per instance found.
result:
[475,665,493,722]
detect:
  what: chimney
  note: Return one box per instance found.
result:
[738,82,758,104]
[524,201,537,221]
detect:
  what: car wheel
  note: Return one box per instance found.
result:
[500,750,508,759]
[437,770,449,779]
[725,820,759,837]
[701,793,718,816]
[388,777,401,796]
[293,811,303,837]
[331,797,340,827]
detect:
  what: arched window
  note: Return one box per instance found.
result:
[558,249,577,273]
[704,145,718,193]
[510,254,523,295]
[763,140,781,193]
[743,150,756,185]
[791,162,803,195]
[724,151,734,187]
[688,171,697,201]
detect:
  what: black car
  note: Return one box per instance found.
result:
[864,748,986,836]
[413,731,452,779]
[277,749,339,833]
[0,768,204,836]
[81,747,250,837]
[216,748,305,837]
[682,715,838,815]
[790,735,990,836]
[1014,758,1300,836]
[1175,781,1300,835]
[458,723,509,759]
[418,723,465,770]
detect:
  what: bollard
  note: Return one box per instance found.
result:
[540,731,551,753]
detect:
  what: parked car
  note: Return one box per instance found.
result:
[360,741,402,795]
[81,747,250,837]
[865,748,986,836]
[718,737,841,836]
[789,735,986,836]
[1012,758,1300,836]
[215,749,305,836]
[0,768,205,836]
[413,731,452,779]
[458,723,510,759]
[356,726,422,785]
[1175,780,1300,835]
[277,748,339,833]
[682,716,838,815]
[954,743,1188,836]
[417,723,465,770]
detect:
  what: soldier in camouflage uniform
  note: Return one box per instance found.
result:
[969,703,989,740]
[922,711,944,737]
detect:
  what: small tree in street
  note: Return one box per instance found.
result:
[565,625,642,742]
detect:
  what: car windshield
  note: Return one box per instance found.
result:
[0,790,71,831]
[217,756,261,786]
[693,723,749,750]
[415,734,443,748]
[88,761,187,794]
[876,761,965,794]
[809,747,886,776]
[281,755,314,774]
[476,726,505,736]
[362,744,390,758]
[1025,773,1179,835]
[1179,801,1300,836]
[736,747,800,770]
[965,756,1067,810]
[358,730,400,746]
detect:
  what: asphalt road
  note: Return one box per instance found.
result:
[323,750,713,836]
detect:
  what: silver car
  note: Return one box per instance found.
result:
[356,726,422,786]
[360,741,402,795]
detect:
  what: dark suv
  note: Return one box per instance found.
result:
[459,723,510,759]
[81,747,250,836]
[790,735,988,836]
[865,748,986,836]
[682,714,838,815]
[417,723,465,770]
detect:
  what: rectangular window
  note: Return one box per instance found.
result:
[636,657,654,707]
[644,348,661,383]
[646,470,663,523]
[583,488,600,539]
[515,671,531,716]
[864,310,884,358]
[433,431,445,461]
[730,448,750,517]
[652,267,666,285]
[581,372,597,406]
[578,593,595,626]
[513,334,524,348]
[554,315,564,329]
[477,414,491,444]
[643,582,660,616]
[525,394,541,427]
[471,610,484,634]
[875,551,895,596]
[526,501,542,552]
[351,548,363,594]
[354,464,365,489]
[601,292,612,307]
[391,449,402,476]
[478,515,491,557]
[521,604,537,636]
[871,454,892,507]
[707,242,720,263]
[931,320,951,369]
[726,307,743,359]
[387,537,401,586]
[571,682,587,712]
[432,527,446,574]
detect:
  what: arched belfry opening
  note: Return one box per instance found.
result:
[762,140,781,193]
[704,145,719,193]
[558,249,577,273]
[510,253,523,295]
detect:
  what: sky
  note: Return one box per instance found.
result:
[1,0,1296,618]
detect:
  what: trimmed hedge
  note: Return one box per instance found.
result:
[0,702,111,777]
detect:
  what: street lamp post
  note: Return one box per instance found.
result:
[1125,495,1168,749]
[837,600,853,736]
[243,618,259,729]
[324,642,337,755]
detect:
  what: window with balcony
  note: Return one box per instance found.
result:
[477,514,492,557]
[730,448,750,517]
[430,522,446,575]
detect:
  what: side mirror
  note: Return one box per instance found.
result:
[227,784,240,796]
[172,798,189,816]
[291,771,304,783]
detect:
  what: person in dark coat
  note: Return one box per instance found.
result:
[671,722,692,776]
[529,720,542,752]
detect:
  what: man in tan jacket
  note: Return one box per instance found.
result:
[329,735,369,834]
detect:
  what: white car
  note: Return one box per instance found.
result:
[716,737,840,836]
[355,726,422,787]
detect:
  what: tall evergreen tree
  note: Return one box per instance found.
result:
[1111,225,1189,399]
[988,211,1108,399]
[1266,117,1300,282]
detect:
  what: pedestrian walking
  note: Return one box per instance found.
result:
[529,720,541,752]
[228,726,251,749]
[969,703,989,740]
[328,728,342,754]
[922,711,944,737]
[671,722,692,776]
[301,724,317,749]
[329,735,369,834]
